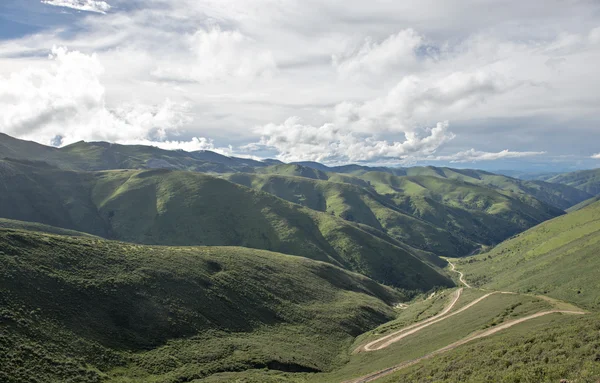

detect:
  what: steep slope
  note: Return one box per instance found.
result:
[459,200,600,309]
[547,168,600,195]
[377,312,600,383]
[399,166,592,211]
[224,173,479,257]
[0,228,402,382]
[0,159,452,290]
[352,172,564,249]
[567,194,600,212]
[0,133,270,173]
[0,218,97,238]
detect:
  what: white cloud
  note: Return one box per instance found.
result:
[333,29,424,78]
[152,28,276,83]
[591,153,600,159]
[0,47,216,151]
[251,118,453,163]
[429,149,546,163]
[41,0,111,14]
[3,2,600,167]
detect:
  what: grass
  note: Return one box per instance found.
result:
[459,200,600,310]
[223,168,573,258]
[0,160,453,290]
[309,291,554,383]
[379,313,600,383]
[548,168,600,195]
[0,228,403,383]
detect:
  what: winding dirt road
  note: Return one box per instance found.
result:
[343,310,585,383]
[343,260,586,382]
[443,257,471,288]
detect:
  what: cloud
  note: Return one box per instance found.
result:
[591,153,600,159]
[0,46,217,151]
[333,29,424,78]
[250,118,453,163]
[41,0,111,14]
[429,149,546,163]
[3,2,600,169]
[152,28,277,83]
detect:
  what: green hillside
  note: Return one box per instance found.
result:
[0,218,97,238]
[0,133,268,173]
[293,162,592,211]
[351,172,563,248]
[397,166,592,211]
[379,312,600,383]
[0,228,402,383]
[224,172,476,257]
[458,200,600,309]
[0,159,452,290]
[547,168,600,195]
[567,195,600,212]
[229,165,571,257]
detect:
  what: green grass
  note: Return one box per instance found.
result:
[309,291,554,383]
[223,172,476,257]
[223,169,573,258]
[0,160,453,290]
[547,168,600,195]
[380,313,600,383]
[567,194,600,212]
[0,228,403,383]
[459,200,600,309]
[0,218,98,238]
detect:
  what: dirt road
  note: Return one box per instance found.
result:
[356,288,463,353]
[344,310,586,383]
[443,258,471,288]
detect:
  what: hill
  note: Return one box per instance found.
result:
[0,133,271,173]
[0,133,590,211]
[458,200,600,309]
[567,195,600,212]
[547,168,600,195]
[0,228,403,382]
[0,159,452,290]
[224,170,569,257]
[224,172,476,257]
[0,218,98,238]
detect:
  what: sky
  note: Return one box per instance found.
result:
[0,0,599,172]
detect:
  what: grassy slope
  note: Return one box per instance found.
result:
[459,200,600,309]
[547,168,600,195]
[310,291,554,383]
[0,133,263,173]
[353,172,564,249]
[233,165,570,256]
[0,229,402,383]
[567,194,600,212]
[0,160,452,290]
[400,166,592,211]
[224,172,475,257]
[0,218,97,238]
[380,312,600,383]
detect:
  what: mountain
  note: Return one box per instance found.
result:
[0,228,402,382]
[0,159,452,290]
[0,133,271,173]
[459,199,600,309]
[224,167,568,257]
[567,195,600,212]
[389,166,593,211]
[291,161,591,211]
[224,172,477,257]
[0,133,591,211]
[546,168,600,195]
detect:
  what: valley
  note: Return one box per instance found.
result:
[0,133,599,382]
